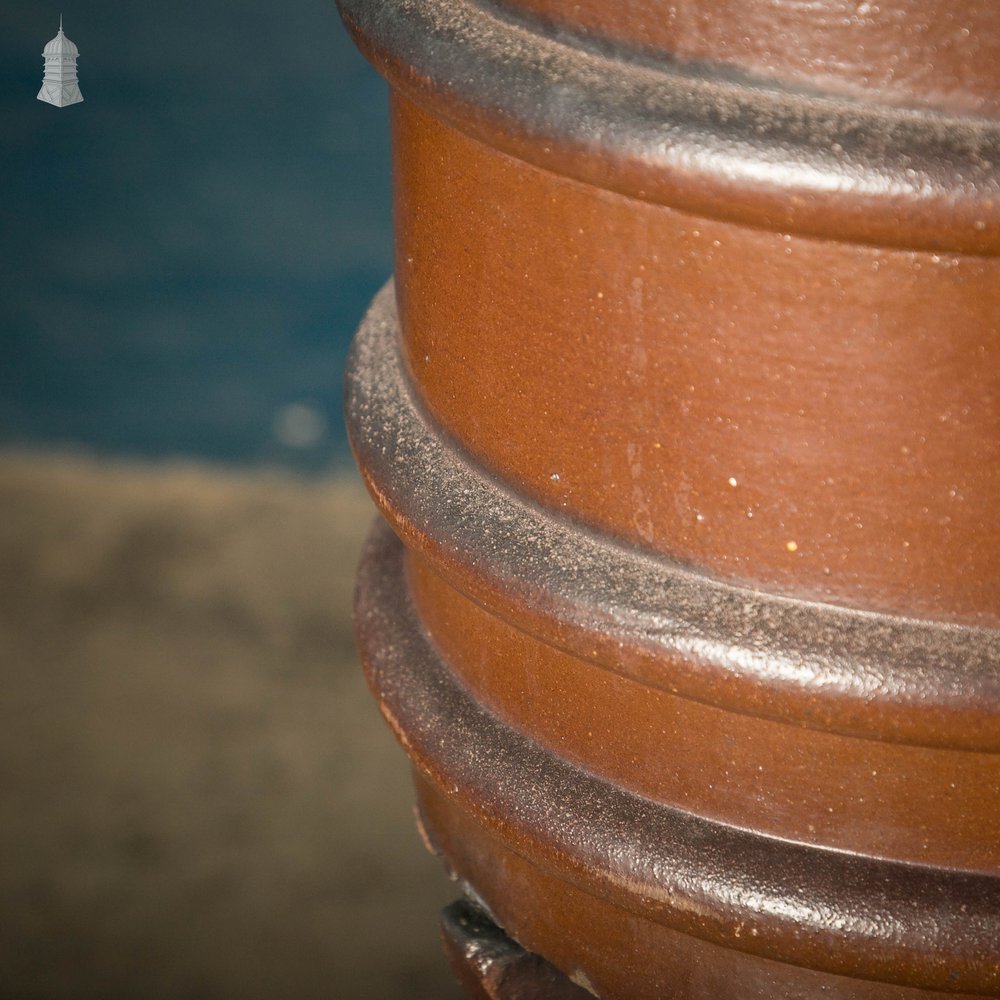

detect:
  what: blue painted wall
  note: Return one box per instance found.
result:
[1,2,393,469]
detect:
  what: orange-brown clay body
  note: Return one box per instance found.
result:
[340,0,1000,996]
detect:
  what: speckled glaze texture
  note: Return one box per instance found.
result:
[339,0,1000,995]
[492,0,1000,117]
[388,98,1000,627]
[348,286,1000,753]
[339,0,1000,252]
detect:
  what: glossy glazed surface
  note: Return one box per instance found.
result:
[340,0,1000,995]
[393,96,1000,626]
[351,521,1000,996]
[496,0,1000,116]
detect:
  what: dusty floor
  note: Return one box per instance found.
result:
[0,451,463,999]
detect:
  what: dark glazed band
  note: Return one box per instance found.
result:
[344,283,1000,750]
[354,519,1000,994]
[337,0,1000,253]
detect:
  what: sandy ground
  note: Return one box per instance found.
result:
[0,451,463,999]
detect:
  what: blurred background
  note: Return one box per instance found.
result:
[1,2,462,996]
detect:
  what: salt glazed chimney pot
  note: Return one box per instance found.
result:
[340,0,1000,995]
